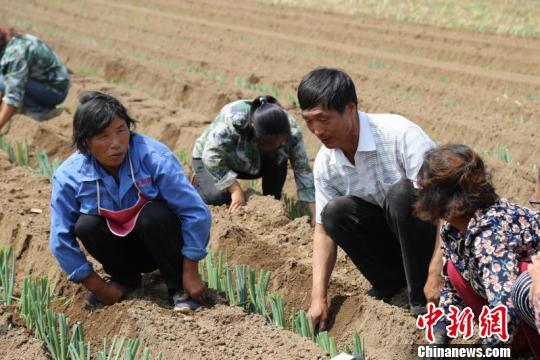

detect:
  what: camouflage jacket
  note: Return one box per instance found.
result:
[0,34,70,108]
[192,100,315,203]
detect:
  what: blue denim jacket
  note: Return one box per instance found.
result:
[49,132,211,282]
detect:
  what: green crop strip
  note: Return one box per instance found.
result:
[0,247,16,305]
[0,135,62,181]
[0,246,163,360]
[200,251,366,358]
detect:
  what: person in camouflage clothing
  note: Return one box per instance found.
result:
[0,26,70,132]
[192,95,316,223]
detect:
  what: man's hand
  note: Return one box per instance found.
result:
[309,224,336,332]
[228,182,245,213]
[308,298,329,331]
[424,220,444,304]
[81,272,124,305]
[307,202,316,227]
[424,273,444,305]
[183,258,206,303]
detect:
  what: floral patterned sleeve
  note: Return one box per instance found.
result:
[473,225,520,346]
[439,236,466,316]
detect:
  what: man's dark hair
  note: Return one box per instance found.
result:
[297,67,358,113]
[72,91,136,154]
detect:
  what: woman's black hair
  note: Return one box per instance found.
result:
[72,91,136,154]
[240,95,291,141]
[0,26,19,52]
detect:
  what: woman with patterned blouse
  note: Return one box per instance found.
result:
[0,26,70,132]
[529,253,540,332]
[414,144,540,350]
[192,95,316,223]
[511,166,540,338]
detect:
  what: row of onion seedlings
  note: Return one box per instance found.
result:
[0,134,61,180]
[0,246,162,360]
[199,251,366,359]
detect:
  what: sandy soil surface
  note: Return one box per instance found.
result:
[0,306,49,360]
[0,0,538,358]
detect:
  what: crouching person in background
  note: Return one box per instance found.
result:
[191,95,316,224]
[0,26,70,132]
[49,91,211,313]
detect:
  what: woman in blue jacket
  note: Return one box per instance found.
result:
[49,91,211,312]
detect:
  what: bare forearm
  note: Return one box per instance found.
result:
[307,202,316,219]
[227,181,241,193]
[428,221,443,276]
[183,257,199,275]
[80,271,103,291]
[311,223,337,302]
[0,103,17,132]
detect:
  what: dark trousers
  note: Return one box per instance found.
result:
[192,155,287,206]
[321,178,436,306]
[0,75,68,117]
[74,201,183,294]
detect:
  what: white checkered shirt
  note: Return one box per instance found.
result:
[314,112,435,224]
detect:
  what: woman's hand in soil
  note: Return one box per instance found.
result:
[81,272,124,305]
[308,299,329,331]
[183,259,206,303]
[228,182,245,213]
[423,273,444,305]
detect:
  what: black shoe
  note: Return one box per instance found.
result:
[409,304,427,316]
[433,320,449,344]
[367,283,405,302]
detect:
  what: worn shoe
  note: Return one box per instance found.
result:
[173,290,201,313]
[84,277,137,309]
[409,304,427,317]
[366,284,405,302]
[433,320,449,344]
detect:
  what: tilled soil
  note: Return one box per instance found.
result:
[0,306,49,360]
[0,0,538,359]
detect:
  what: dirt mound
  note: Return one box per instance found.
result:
[0,306,49,360]
[209,195,421,360]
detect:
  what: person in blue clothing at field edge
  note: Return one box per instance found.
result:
[49,91,211,313]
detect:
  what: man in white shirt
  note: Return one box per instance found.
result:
[299,68,439,330]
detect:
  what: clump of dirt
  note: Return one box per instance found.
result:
[0,306,49,360]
